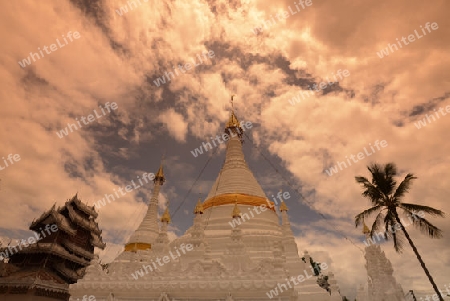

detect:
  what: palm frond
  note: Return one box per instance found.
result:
[402,208,442,238]
[399,208,419,221]
[383,163,398,195]
[368,164,385,187]
[355,176,385,205]
[399,203,445,217]
[384,163,398,178]
[409,215,444,239]
[369,211,385,238]
[383,209,395,240]
[355,205,383,227]
[393,173,417,200]
[390,224,406,253]
[368,163,397,196]
[383,210,396,240]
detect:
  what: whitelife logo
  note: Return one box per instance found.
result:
[130,243,193,279]
[376,22,439,58]
[18,31,81,68]
[266,263,329,298]
[414,105,450,129]
[229,190,291,228]
[93,172,155,210]
[228,204,268,228]
[0,224,59,260]
[251,0,313,35]
[56,102,118,138]
[115,0,149,16]
[153,50,215,87]
[190,121,253,157]
[325,140,388,176]
[0,154,21,171]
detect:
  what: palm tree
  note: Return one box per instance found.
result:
[354,163,445,301]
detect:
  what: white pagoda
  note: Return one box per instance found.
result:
[69,109,341,301]
[357,223,406,301]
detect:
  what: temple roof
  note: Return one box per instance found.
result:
[90,233,106,249]
[54,262,85,281]
[30,194,103,242]
[70,194,98,218]
[66,203,102,235]
[0,269,69,293]
[30,206,78,235]
[15,242,90,266]
[62,239,95,260]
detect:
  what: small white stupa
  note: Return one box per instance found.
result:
[358,223,406,301]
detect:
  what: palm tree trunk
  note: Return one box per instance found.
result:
[393,211,444,301]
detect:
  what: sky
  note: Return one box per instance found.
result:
[0,0,449,299]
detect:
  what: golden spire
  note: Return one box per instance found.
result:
[154,157,165,184]
[228,95,237,125]
[232,197,241,218]
[226,111,240,129]
[161,208,171,223]
[156,164,164,178]
[194,198,204,214]
[280,201,289,212]
[225,95,243,141]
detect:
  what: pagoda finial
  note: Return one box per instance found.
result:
[161,207,171,223]
[232,197,241,218]
[194,197,204,214]
[225,95,243,141]
[280,201,289,212]
[226,111,240,129]
[231,94,236,111]
[154,156,165,185]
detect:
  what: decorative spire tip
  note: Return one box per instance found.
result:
[161,208,171,223]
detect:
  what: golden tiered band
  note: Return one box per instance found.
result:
[203,193,276,212]
[124,242,151,252]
